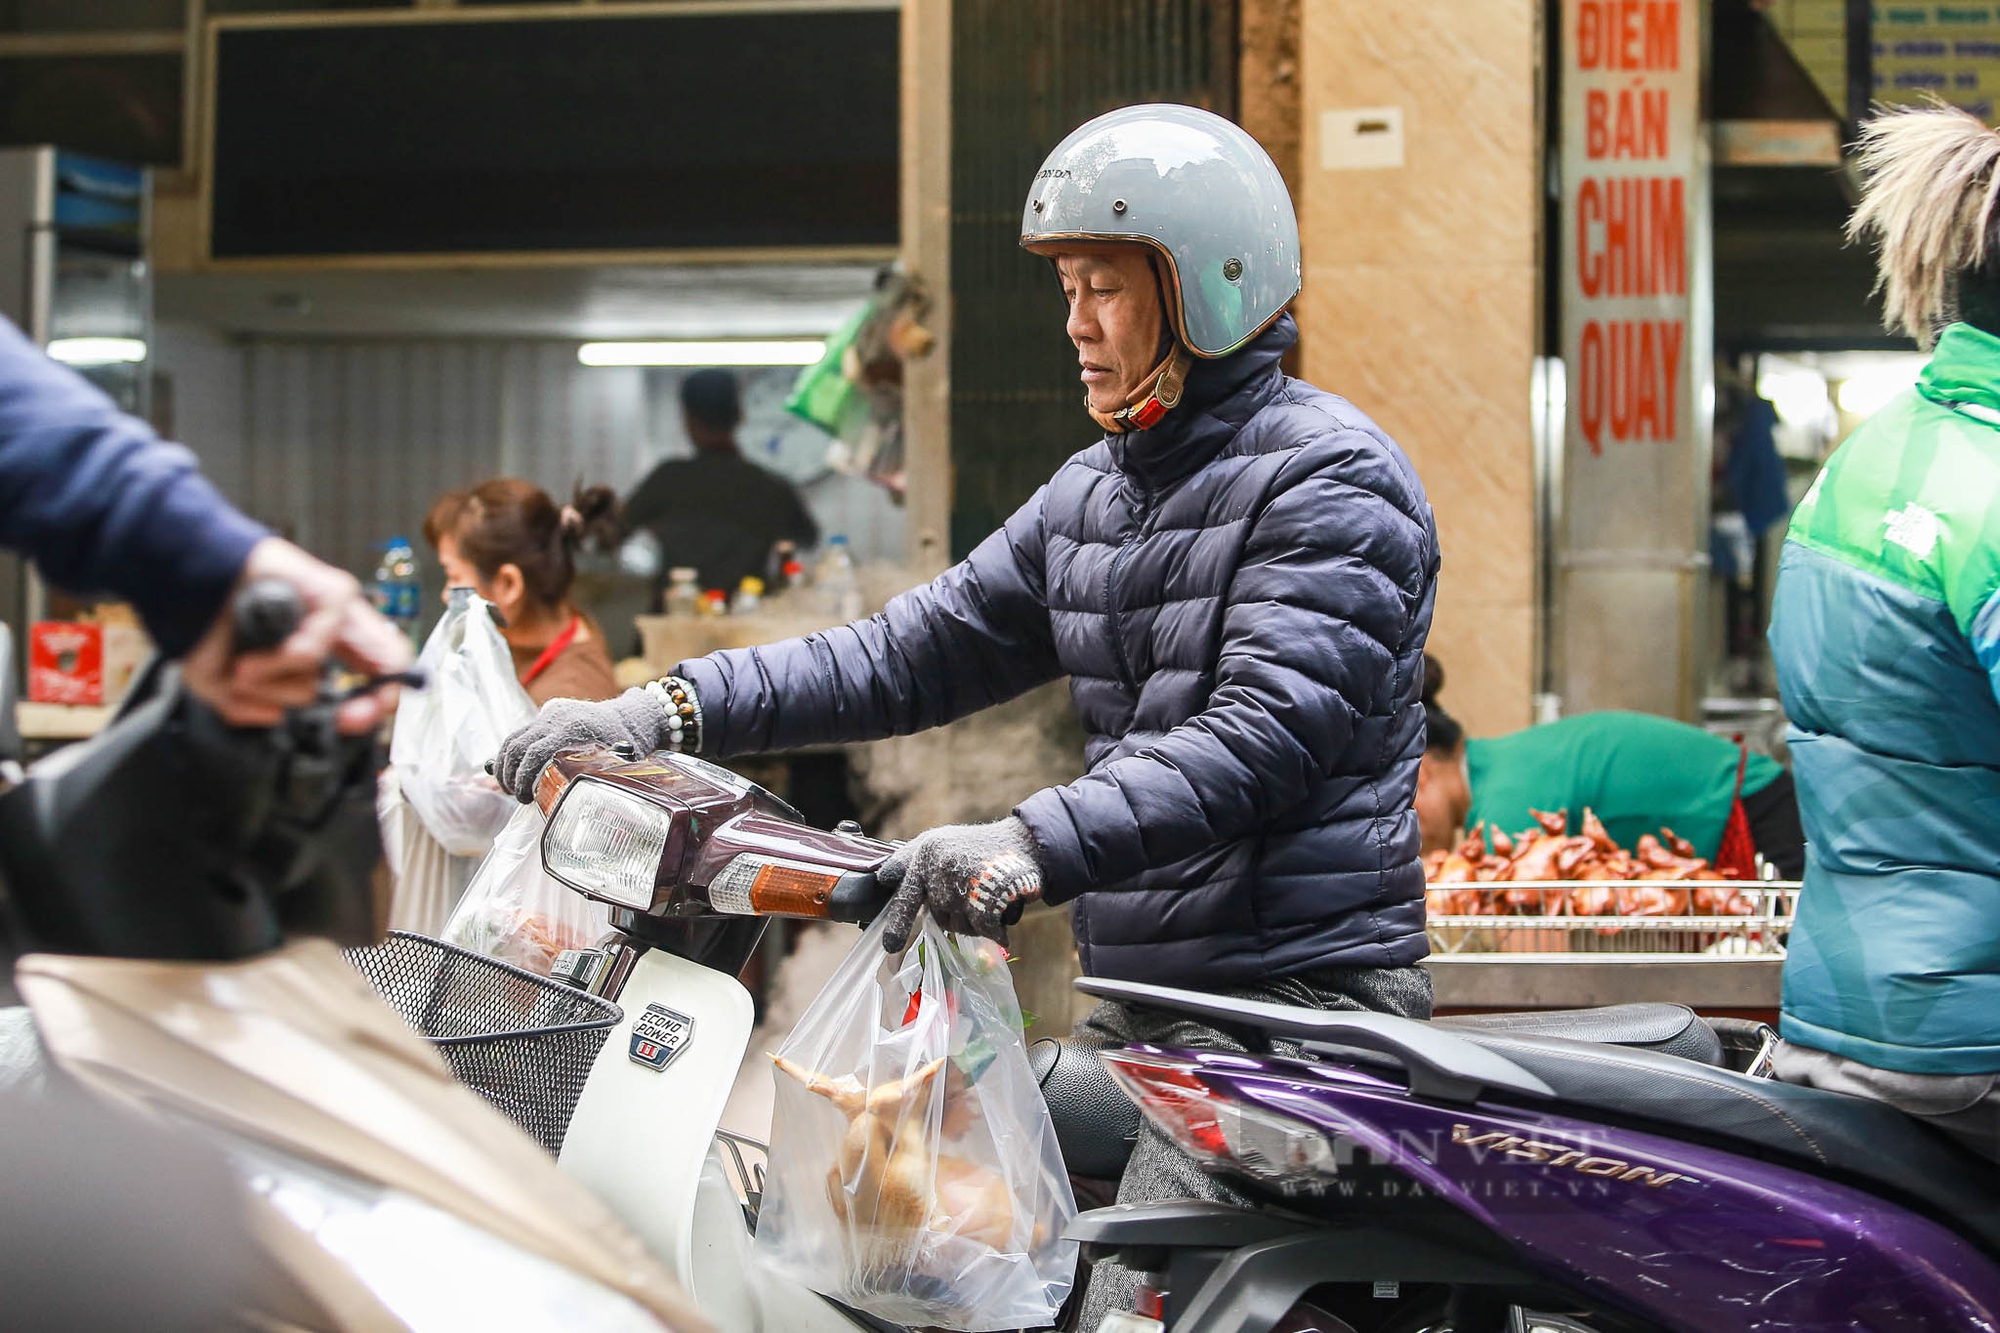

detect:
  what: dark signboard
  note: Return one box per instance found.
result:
[209,5,899,258]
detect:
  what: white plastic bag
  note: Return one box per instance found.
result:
[377,766,478,937]
[756,916,1077,1330]
[442,804,611,976]
[389,589,537,857]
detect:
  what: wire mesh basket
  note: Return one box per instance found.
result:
[345,930,621,1154]
[1425,882,1800,956]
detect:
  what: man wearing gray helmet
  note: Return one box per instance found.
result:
[496,104,1439,1310]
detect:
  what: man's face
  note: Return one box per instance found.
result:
[1054,247,1166,413]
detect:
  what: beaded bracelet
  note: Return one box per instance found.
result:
[643,675,704,753]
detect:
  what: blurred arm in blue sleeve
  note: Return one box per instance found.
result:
[0,316,266,655]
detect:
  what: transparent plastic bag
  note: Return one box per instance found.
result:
[389,589,538,857]
[441,804,611,976]
[755,915,1077,1330]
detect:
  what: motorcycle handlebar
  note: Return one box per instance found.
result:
[230,578,306,656]
[823,869,889,925]
[225,578,427,704]
[817,872,1025,932]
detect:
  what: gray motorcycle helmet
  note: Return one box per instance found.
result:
[1021,103,1301,359]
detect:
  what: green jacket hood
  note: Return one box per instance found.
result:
[1917,322,2000,418]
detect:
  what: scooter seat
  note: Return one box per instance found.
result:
[1030,1038,1140,1180]
[1456,1027,2000,1252]
[1437,1003,1724,1066]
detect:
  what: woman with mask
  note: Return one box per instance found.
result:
[423,479,622,704]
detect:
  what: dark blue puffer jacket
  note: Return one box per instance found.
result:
[678,315,1440,986]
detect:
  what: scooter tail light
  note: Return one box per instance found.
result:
[1101,1051,1231,1159]
[708,854,842,917]
[1101,1050,1339,1191]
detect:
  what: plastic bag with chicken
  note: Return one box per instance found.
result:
[755,913,1077,1330]
[440,803,611,976]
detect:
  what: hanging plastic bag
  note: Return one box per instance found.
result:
[755,915,1077,1330]
[442,804,611,976]
[785,300,871,437]
[390,589,537,856]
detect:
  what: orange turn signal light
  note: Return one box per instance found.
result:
[748,863,841,917]
[534,761,572,815]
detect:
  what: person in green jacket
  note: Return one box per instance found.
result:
[1417,656,1802,876]
[1764,102,2000,1161]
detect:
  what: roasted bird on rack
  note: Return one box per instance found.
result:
[1423,807,1758,917]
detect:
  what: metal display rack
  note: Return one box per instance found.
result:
[1427,883,1800,956]
[1423,882,1803,1014]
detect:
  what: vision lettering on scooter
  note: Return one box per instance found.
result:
[1451,1124,1698,1189]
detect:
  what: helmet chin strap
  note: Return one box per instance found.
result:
[1091,255,1193,434]
[1089,341,1193,434]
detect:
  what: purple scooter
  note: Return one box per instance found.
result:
[1041,978,2000,1333]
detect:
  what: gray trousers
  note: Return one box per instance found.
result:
[1065,965,1434,1330]
[1773,1039,2000,1163]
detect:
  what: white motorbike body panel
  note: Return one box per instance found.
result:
[689,1145,862,1333]
[558,948,755,1288]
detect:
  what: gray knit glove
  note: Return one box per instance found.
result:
[876,816,1044,953]
[492,687,675,803]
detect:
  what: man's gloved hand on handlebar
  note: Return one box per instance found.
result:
[876,817,1045,953]
[492,675,703,803]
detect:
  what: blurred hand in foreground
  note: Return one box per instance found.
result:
[180,536,413,734]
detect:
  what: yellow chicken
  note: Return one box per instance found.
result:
[771,1053,1016,1260]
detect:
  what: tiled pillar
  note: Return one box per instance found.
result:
[1296,0,1541,737]
[901,0,953,577]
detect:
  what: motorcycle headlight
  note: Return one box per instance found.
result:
[541,777,675,910]
[239,1147,673,1332]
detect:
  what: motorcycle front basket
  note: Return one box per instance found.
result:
[345,930,621,1154]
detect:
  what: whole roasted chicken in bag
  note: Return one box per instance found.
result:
[389,588,537,856]
[756,915,1077,1330]
[441,803,611,976]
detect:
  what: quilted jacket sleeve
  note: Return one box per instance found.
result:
[676,488,1063,755]
[1016,424,1437,900]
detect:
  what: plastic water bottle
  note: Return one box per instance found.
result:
[815,535,864,621]
[664,567,702,618]
[371,536,421,642]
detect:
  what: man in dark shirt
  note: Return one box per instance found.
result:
[623,369,819,602]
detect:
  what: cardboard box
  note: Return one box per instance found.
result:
[29,621,103,705]
[101,623,150,705]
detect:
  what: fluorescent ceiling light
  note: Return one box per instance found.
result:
[577,339,825,367]
[47,337,146,366]
[1836,366,1919,419]
[1756,361,1829,428]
